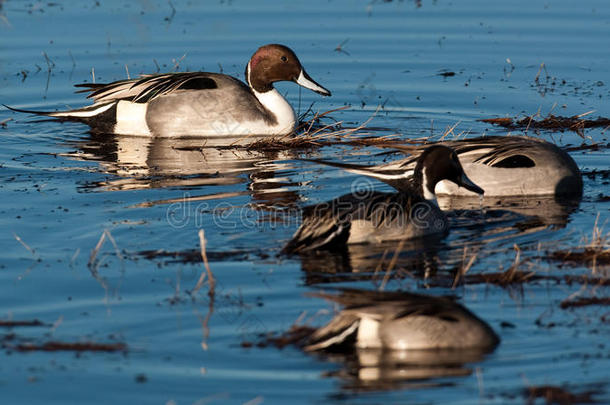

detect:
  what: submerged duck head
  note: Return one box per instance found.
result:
[305,289,500,351]
[245,44,331,96]
[415,145,484,201]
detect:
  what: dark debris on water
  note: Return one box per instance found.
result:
[549,249,610,267]
[480,114,610,136]
[0,318,127,353]
[136,248,267,264]
[0,319,47,327]
[433,268,547,289]
[524,384,602,405]
[243,325,316,350]
[15,341,127,353]
[560,297,610,309]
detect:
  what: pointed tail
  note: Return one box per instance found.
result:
[303,158,415,188]
[3,102,115,121]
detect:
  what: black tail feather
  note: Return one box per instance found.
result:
[74,83,109,95]
[3,104,57,116]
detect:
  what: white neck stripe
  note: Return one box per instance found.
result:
[251,88,296,134]
[422,170,438,206]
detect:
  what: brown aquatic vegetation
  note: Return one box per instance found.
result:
[0,319,128,353]
[15,341,127,352]
[562,275,610,287]
[550,249,610,267]
[563,143,609,153]
[88,229,123,270]
[240,105,401,151]
[247,309,329,349]
[464,269,542,287]
[437,70,456,77]
[481,111,610,137]
[548,216,610,271]
[560,297,610,309]
[191,229,216,298]
[433,272,610,289]
[524,385,601,404]
[135,248,262,264]
[252,325,315,349]
[450,247,478,289]
[0,319,46,327]
[429,242,610,290]
[450,245,540,289]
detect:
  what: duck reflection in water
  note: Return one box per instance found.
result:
[441,193,582,231]
[299,289,500,391]
[64,132,303,208]
[295,237,443,285]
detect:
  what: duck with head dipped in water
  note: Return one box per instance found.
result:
[304,288,500,352]
[283,145,484,253]
[300,289,499,388]
[5,44,331,138]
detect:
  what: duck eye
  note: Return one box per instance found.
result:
[281,56,288,62]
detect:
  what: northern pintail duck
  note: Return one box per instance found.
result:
[6,44,331,137]
[312,135,582,196]
[283,145,483,253]
[305,289,500,351]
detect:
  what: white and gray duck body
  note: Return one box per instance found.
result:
[311,135,582,197]
[6,44,331,137]
[304,289,500,351]
[283,145,483,253]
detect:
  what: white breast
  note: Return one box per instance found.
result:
[251,88,297,135]
[356,316,382,348]
[113,100,151,136]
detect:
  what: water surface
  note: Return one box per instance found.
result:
[0,1,609,404]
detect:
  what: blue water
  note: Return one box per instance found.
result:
[1,0,609,404]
